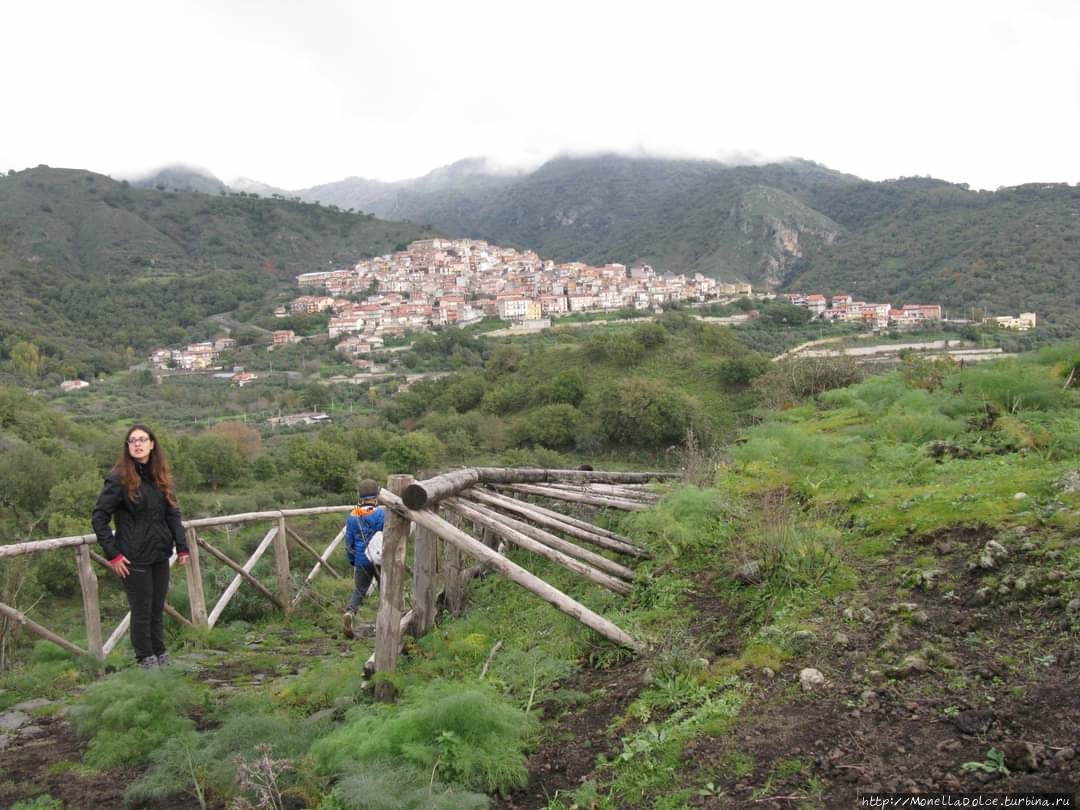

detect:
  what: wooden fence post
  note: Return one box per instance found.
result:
[75,545,103,660]
[442,511,465,617]
[184,527,209,627]
[274,514,292,612]
[374,475,412,703]
[412,523,438,638]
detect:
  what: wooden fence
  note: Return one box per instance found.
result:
[0,466,674,701]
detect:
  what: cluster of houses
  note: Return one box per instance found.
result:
[149,338,237,370]
[288,238,753,357]
[781,293,943,329]
[782,293,1037,332]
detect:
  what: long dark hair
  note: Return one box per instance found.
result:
[113,424,177,506]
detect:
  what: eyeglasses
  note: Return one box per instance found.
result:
[127,436,152,446]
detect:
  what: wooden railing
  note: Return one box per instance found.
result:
[0,505,352,661]
[1,467,674,701]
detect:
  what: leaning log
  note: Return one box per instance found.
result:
[468,489,650,557]
[449,498,635,582]
[196,536,284,609]
[381,490,643,652]
[499,483,650,511]
[443,498,631,596]
[543,482,661,502]
[0,600,88,658]
[286,527,342,579]
[475,467,676,485]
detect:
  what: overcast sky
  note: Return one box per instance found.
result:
[3,0,1079,191]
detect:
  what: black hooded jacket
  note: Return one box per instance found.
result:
[91,465,188,564]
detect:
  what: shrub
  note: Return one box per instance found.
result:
[333,762,491,810]
[593,379,697,447]
[513,404,586,450]
[72,668,196,769]
[312,682,536,794]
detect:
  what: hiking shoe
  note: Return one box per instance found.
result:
[157,653,172,667]
[138,657,159,670]
[343,611,355,639]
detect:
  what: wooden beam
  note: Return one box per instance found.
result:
[207,526,278,629]
[543,482,661,502]
[374,475,413,702]
[0,533,93,558]
[402,468,480,510]
[286,527,341,579]
[475,467,677,485]
[499,483,650,511]
[274,514,292,613]
[163,603,193,628]
[0,601,88,659]
[466,489,650,558]
[364,609,415,677]
[442,523,465,616]
[75,545,103,660]
[449,496,635,580]
[411,524,438,637]
[293,527,346,608]
[382,490,643,652]
[443,498,631,596]
[184,527,209,627]
[196,536,283,609]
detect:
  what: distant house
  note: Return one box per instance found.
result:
[60,379,90,392]
[272,330,297,346]
[985,312,1037,331]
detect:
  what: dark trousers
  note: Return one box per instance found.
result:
[347,562,380,613]
[123,559,170,662]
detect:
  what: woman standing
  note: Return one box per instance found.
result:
[92,425,189,668]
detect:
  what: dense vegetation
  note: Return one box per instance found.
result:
[0,167,436,380]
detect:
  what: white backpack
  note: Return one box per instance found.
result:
[365,530,384,566]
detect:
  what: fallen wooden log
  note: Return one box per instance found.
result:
[448,497,635,582]
[466,489,650,558]
[380,490,643,652]
[443,498,631,596]
[475,467,676,485]
[497,483,651,511]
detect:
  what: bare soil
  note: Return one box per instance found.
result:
[498,524,1080,808]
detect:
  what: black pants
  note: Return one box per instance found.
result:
[123,559,170,662]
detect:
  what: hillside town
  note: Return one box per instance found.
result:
[286,238,751,357]
[137,238,1038,379]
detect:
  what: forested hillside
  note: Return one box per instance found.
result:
[0,168,437,378]
[298,155,1080,330]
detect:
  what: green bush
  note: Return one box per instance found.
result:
[593,379,697,447]
[513,404,586,450]
[621,487,742,559]
[333,762,491,810]
[312,682,536,795]
[72,667,196,769]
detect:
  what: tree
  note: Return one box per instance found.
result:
[187,435,246,490]
[287,436,355,493]
[515,404,585,450]
[207,421,262,461]
[593,379,696,447]
[381,432,445,474]
[10,341,42,379]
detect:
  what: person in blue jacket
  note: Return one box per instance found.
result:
[91,424,189,668]
[342,478,384,638]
